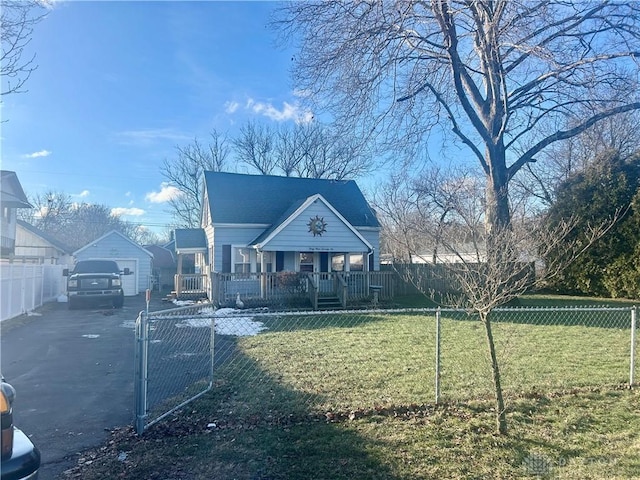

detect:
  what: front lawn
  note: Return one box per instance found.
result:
[63,299,639,479]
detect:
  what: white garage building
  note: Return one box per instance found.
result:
[73,230,153,296]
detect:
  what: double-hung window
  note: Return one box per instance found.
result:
[233,247,252,274]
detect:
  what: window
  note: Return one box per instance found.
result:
[257,251,274,273]
[349,253,364,271]
[331,253,345,272]
[233,247,252,274]
[299,252,314,273]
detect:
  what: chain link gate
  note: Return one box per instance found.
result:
[134,302,216,434]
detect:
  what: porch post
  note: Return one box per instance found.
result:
[260,251,266,298]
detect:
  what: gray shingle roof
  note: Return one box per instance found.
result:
[204,172,380,228]
[174,228,207,249]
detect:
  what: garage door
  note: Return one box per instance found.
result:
[116,259,138,296]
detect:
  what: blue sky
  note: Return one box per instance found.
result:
[1,1,310,233]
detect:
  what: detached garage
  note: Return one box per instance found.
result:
[73,230,153,296]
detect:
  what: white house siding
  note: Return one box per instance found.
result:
[74,232,153,295]
[358,228,381,269]
[264,201,370,252]
[211,225,267,272]
[15,225,73,265]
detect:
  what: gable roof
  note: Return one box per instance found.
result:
[0,171,32,209]
[203,172,380,228]
[251,194,373,250]
[16,219,73,253]
[74,230,153,257]
[144,244,176,268]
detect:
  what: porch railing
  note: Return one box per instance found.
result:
[173,273,208,298]
[179,271,395,309]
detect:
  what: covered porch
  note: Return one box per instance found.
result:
[174,270,395,309]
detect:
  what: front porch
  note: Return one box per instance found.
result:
[173,271,395,309]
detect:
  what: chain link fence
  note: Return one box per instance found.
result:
[134,304,637,434]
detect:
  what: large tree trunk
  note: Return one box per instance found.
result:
[485,145,511,233]
[481,311,508,435]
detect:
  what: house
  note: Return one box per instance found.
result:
[144,244,177,291]
[74,230,153,296]
[0,171,32,259]
[15,219,74,265]
[174,172,393,308]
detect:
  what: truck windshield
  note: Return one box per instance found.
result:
[73,261,120,274]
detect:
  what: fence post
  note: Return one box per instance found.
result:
[134,311,149,434]
[210,314,216,385]
[631,306,637,388]
[435,307,441,404]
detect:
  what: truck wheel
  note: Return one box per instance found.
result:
[68,298,78,310]
[113,295,124,309]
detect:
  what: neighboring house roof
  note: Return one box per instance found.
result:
[16,219,73,253]
[74,230,153,257]
[174,228,207,252]
[144,244,176,269]
[0,171,32,208]
[203,172,380,228]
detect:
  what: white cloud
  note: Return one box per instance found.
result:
[111,207,145,217]
[145,183,182,203]
[224,101,240,113]
[78,190,90,198]
[23,149,52,159]
[243,98,314,124]
[116,128,191,146]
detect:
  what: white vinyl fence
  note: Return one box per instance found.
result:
[0,263,66,322]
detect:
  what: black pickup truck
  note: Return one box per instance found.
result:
[63,260,132,309]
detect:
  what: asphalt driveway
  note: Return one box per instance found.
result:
[1,292,170,480]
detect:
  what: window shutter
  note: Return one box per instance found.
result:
[222,245,231,273]
[320,252,329,272]
[276,251,284,272]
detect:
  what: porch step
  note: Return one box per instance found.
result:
[316,296,343,310]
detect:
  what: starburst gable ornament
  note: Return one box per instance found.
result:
[308,215,327,236]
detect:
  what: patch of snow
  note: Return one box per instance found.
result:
[57,294,68,303]
[215,316,266,336]
[172,299,195,307]
[176,318,212,328]
[82,334,100,339]
[27,311,42,317]
[174,307,267,336]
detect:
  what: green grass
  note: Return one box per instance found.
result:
[63,388,640,479]
[62,298,640,479]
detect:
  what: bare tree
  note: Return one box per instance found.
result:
[161,131,229,228]
[276,1,640,233]
[513,112,640,210]
[372,174,424,263]
[19,191,149,251]
[233,121,277,175]
[278,0,640,434]
[376,168,621,433]
[235,121,372,180]
[284,123,371,180]
[1,0,47,97]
